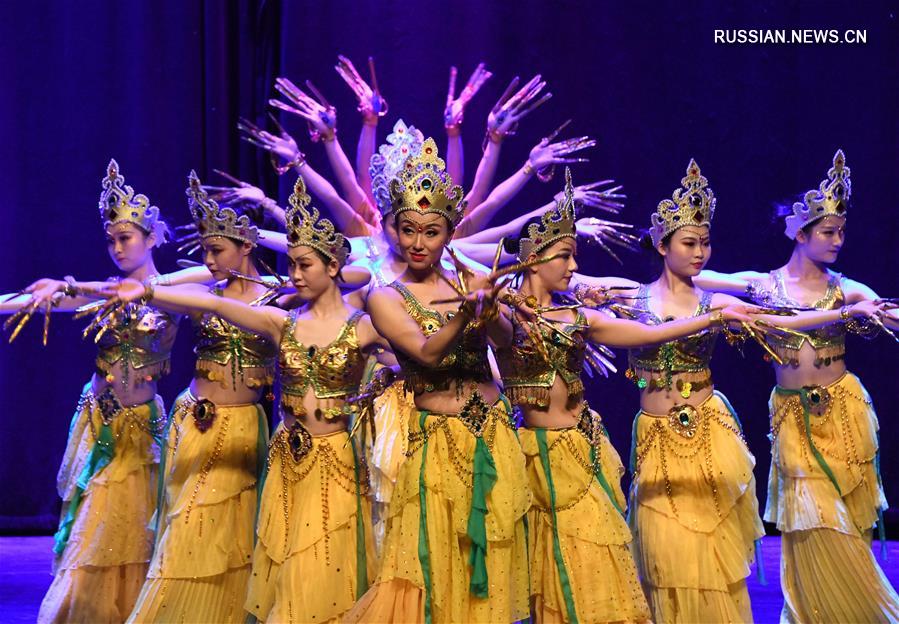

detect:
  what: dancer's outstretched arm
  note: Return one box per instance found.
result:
[454,134,595,239]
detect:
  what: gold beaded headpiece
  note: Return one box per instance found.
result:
[285,175,349,267]
[518,167,578,260]
[98,159,168,246]
[784,149,850,239]
[185,170,258,245]
[389,137,466,227]
[650,158,716,247]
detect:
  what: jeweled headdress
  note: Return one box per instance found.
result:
[389,138,466,227]
[99,159,168,246]
[518,168,577,260]
[650,158,715,247]
[185,170,258,245]
[285,175,349,267]
[370,119,425,216]
[784,149,850,239]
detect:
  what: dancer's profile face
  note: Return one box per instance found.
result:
[106,223,155,273]
[201,236,252,281]
[395,213,451,270]
[659,226,711,277]
[287,246,339,300]
[797,216,846,264]
[532,238,578,292]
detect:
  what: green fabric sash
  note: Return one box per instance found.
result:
[536,429,579,623]
[417,410,434,624]
[467,436,497,598]
[351,437,369,598]
[53,400,159,555]
[587,425,624,516]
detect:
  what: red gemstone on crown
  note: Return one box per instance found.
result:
[418,196,431,209]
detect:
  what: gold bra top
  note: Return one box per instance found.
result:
[95,303,177,385]
[389,280,493,394]
[193,287,277,389]
[628,285,717,379]
[748,269,845,367]
[497,308,587,408]
[279,309,368,416]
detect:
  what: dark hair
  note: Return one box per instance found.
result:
[503,216,544,256]
[773,194,835,238]
[310,239,352,281]
[638,229,672,254]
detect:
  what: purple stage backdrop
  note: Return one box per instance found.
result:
[0,0,896,532]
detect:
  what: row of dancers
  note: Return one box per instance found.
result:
[3,58,899,623]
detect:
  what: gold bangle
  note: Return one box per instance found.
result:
[140,283,156,306]
[63,276,78,298]
[522,161,535,176]
[840,305,852,321]
[709,309,724,327]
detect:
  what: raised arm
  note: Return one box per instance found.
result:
[238,120,377,237]
[454,133,595,238]
[334,54,388,203]
[467,74,552,209]
[269,78,380,230]
[443,63,493,185]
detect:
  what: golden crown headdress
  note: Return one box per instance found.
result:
[99,159,167,246]
[784,149,850,239]
[285,175,349,267]
[389,137,466,227]
[518,167,578,260]
[185,170,258,245]
[650,158,716,247]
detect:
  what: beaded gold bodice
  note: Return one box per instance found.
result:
[627,286,717,390]
[95,303,177,386]
[193,287,277,388]
[497,309,587,407]
[279,309,368,417]
[748,269,845,367]
[388,280,492,394]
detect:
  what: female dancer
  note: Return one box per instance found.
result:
[493,169,763,624]
[104,176,386,622]
[1,160,176,623]
[623,159,766,623]
[124,172,278,623]
[697,149,899,622]
[346,139,531,623]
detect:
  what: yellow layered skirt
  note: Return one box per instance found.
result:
[629,391,764,623]
[346,397,531,623]
[38,383,164,624]
[245,424,375,623]
[127,390,268,623]
[520,408,651,624]
[369,381,415,552]
[766,371,899,622]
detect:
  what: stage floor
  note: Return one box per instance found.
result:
[3,535,899,622]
